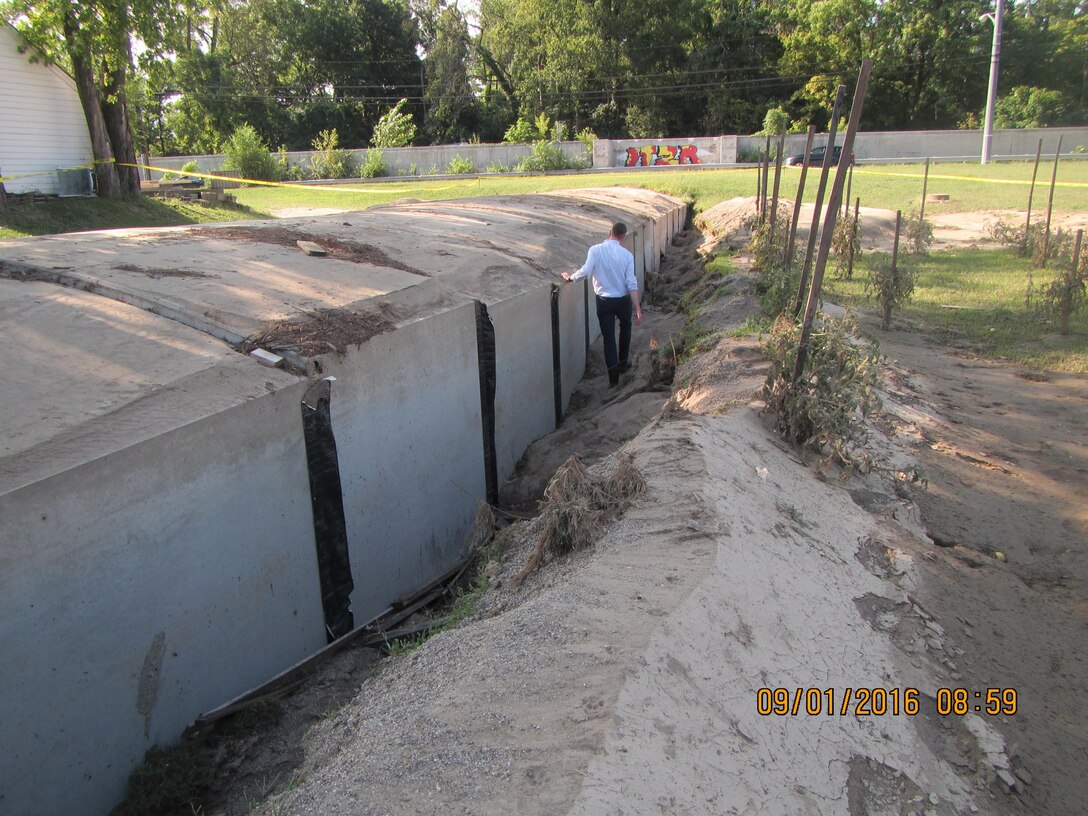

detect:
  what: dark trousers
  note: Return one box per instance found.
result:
[596,294,633,386]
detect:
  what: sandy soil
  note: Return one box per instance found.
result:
[169,202,1085,816]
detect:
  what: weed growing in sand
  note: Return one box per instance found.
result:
[513,455,646,585]
[728,315,770,337]
[775,500,809,528]
[762,313,880,473]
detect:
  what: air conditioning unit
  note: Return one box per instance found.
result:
[56,167,94,197]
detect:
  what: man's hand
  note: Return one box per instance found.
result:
[561,271,572,281]
[635,309,644,327]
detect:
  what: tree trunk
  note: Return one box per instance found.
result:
[62,17,121,199]
[102,41,141,196]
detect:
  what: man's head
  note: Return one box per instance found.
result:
[609,222,627,240]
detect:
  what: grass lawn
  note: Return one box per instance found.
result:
[228,159,1088,218]
[823,248,1088,373]
[0,195,271,240]
[3,160,1086,240]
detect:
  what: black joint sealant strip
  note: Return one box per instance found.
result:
[301,377,355,643]
[474,300,498,506]
[583,280,591,352]
[551,285,563,427]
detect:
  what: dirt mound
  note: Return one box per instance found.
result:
[693,196,757,254]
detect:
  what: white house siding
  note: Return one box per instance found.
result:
[0,25,93,195]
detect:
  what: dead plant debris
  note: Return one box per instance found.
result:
[513,454,646,586]
[187,226,429,277]
[238,308,395,357]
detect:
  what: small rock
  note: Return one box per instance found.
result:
[930,792,939,805]
[1014,767,1033,786]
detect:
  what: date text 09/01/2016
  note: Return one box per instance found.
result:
[756,687,1018,717]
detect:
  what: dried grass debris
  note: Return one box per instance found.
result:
[512,454,646,586]
[239,308,394,357]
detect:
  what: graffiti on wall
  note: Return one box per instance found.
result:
[624,144,701,167]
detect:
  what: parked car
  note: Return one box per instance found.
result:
[784,144,853,166]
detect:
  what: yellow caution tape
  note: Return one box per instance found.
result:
[0,159,103,183]
[123,162,482,195]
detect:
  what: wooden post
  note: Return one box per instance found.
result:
[1025,138,1042,250]
[792,59,872,386]
[0,166,8,212]
[791,85,847,318]
[755,153,762,215]
[846,196,860,280]
[769,125,786,238]
[1041,135,1063,268]
[785,125,816,271]
[843,162,854,218]
[1064,229,1084,335]
[919,157,931,221]
[761,134,772,223]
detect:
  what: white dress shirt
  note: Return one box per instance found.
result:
[570,238,637,298]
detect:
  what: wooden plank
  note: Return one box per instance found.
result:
[297,240,327,256]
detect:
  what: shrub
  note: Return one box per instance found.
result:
[760,105,790,136]
[485,161,508,174]
[309,129,356,179]
[762,313,880,472]
[161,160,199,182]
[575,127,596,157]
[1028,231,1086,334]
[516,141,570,173]
[358,148,387,178]
[276,147,309,181]
[865,251,915,330]
[446,154,474,174]
[371,98,416,148]
[903,210,933,257]
[503,113,551,144]
[221,124,279,182]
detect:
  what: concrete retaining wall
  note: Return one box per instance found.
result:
[0,190,686,816]
[321,305,486,625]
[490,287,563,484]
[736,126,1088,163]
[0,380,326,816]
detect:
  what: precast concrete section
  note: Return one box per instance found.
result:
[0,188,685,816]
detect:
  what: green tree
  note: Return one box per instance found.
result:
[477,0,702,138]
[995,85,1075,127]
[417,0,478,143]
[372,99,417,147]
[150,0,422,153]
[1,0,188,196]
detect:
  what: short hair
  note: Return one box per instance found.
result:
[610,222,627,239]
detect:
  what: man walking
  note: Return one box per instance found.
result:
[562,222,643,387]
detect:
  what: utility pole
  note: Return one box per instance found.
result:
[981,0,1003,165]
